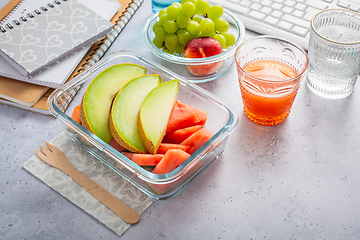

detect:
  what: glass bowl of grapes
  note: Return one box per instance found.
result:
[144,0,246,83]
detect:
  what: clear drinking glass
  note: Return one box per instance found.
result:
[307,9,360,99]
[152,0,180,12]
[235,36,308,126]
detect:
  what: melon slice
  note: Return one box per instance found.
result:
[139,79,180,154]
[157,143,189,154]
[166,100,208,134]
[181,128,214,154]
[122,152,164,166]
[108,138,127,152]
[152,149,190,174]
[109,74,162,153]
[80,64,146,143]
[163,125,203,144]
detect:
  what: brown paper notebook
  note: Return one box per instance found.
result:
[0,0,144,114]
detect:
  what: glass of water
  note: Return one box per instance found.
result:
[307,9,360,99]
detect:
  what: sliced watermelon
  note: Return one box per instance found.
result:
[71,105,82,125]
[166,100,208,134]
[194,107,208,126]
[122,152,164,166]
[181,128,214,154]
[157,143,189,154]
[163,125,203,144]
[152,149,190,174]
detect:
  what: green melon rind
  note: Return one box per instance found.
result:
[109,74,162,153]
[80,63,146,143]
[139,79,180,154]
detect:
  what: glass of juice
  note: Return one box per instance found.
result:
[235,36,308,126]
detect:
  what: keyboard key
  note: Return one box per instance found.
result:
[284,0,296,7]
[239,0,252,7]
[216,0,250,14]
[260,6,273,14]
[271,10,283,18]
[305,0,329,10]
[295,3,306,11]
[293,9,304,18]
[282,6,294,13]
[277,20,293,31]
[261,0,273,7]
[282,14,309,28]
[264,15,279,25]
[272,2,283,10]
[291,25,308,36]
[337,1,350,8]
[250,3,262,11]
[349,3,360,12]
[248,10,266,20]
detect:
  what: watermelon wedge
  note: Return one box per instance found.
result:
[163,125,203,144]
[152,149,190,174]
[71,105,82,125]
[122,152,164,166]
[181,128,214,154]
[166,100,208,134]
[193,107,208,126]
[157,143,189,154]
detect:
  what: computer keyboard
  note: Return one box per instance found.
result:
[208,0,360,50]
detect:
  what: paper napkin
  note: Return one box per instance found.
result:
[23,131,155,237]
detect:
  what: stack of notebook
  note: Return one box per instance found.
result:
[0,0,143,115]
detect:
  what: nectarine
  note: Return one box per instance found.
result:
[183,37,223,76]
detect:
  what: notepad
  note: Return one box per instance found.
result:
[0,0,114,79]
[0,0,144,113]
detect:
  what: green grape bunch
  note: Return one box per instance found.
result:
[151,0,236,55]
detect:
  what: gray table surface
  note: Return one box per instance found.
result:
[1,0,360,239]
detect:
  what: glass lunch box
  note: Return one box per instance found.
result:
[48,51,238,200]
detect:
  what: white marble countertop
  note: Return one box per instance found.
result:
[1,0,360,239]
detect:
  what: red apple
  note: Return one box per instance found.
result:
[183,37,223,76]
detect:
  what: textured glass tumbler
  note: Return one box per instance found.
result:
[152,0,180,12]
[235,36,308,126]
[307,9,360,99]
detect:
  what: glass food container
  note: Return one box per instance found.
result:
[144,9,246,83]
[48,51,238,200]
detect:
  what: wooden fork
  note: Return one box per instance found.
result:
[35,142,139,224]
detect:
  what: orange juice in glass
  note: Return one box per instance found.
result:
[235,36,308,126]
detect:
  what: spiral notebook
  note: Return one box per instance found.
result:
[0,0,120,106]
[0,0,143,113]
[0,0,114,79]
